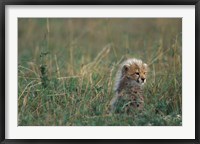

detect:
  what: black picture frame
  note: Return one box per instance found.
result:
[1,0,199,144]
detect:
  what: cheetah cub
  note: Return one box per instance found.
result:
[110,58,148,113]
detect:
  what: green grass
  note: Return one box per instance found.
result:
[18,18,182,126]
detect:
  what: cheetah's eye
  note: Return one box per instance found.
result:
[135,72,139,75]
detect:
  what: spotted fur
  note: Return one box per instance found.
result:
[110,58,148,113]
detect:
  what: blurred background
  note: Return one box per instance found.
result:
[18,18,181,75]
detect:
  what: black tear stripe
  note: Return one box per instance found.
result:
[137,77,140,83]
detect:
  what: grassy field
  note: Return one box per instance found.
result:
[18,18,182,126]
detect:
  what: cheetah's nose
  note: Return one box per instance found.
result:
[141,78,145,82]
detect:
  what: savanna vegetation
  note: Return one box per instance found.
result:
[18,18,182,126]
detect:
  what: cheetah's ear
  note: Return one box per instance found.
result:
[144,63,149,71]
[122,65,129,73]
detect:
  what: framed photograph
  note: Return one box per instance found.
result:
[1,0,199,143]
